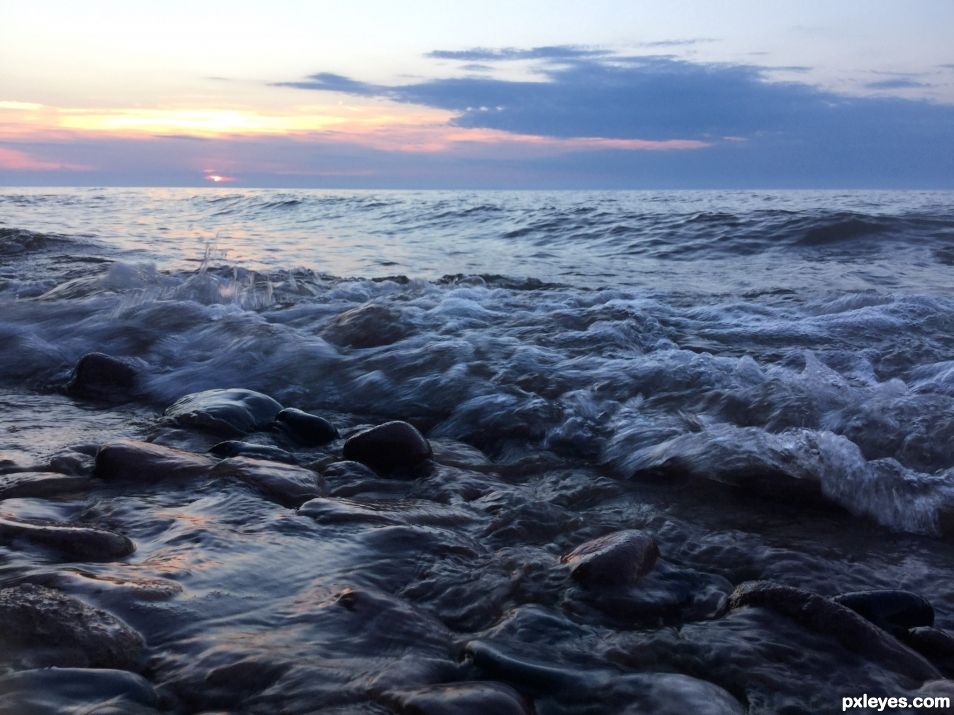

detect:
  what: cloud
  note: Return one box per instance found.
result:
[865,78,930,90]
[0,146,90,171]
[276,50,954,187]
[637,38,718,48]
[425,46,609,62]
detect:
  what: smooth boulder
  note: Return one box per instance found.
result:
[66,352,139,401]
[0,517,134,560]
[209,440,297,464]
[728,581,941,683]
[0,584,144,669]
[274,407,338,446]
[163,388,282,436]
[320,303,410,348]
[561,529,660,587]
[0,471,90,500]
[212,456,323,506]
[95,440,214,482]
[342,421,432,473]
[833,589,934,633]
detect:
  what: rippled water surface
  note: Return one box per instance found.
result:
[2,188,954,714]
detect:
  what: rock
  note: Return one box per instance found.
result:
[95,439,214,482]
[0,584,144,669]
[833,590,934,633]
[320,303,411,348]
[163,388,283,436]
[561,529,660,587]
[298,497,399,525]
[47,450,96,476]
[903,627,954,674]
[728,581,942,683]
[212,456,323,506]
[0,668,160,714]
[65,352,139,401]
[0,516,134,560]
[342,421,432,473]
[209,440,297,464]
[381,682,532,715]
[0,471,90,500]
[274,407,338,446]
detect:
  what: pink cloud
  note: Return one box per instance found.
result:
[0,146,91,171]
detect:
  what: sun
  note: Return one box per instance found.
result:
[202,170,235,184]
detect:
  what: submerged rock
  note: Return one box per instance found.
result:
[320,303,410,348]
[209,440,297,464]
[903,627,954,675]
[212,456,323,506]
[0,668,160,715]
[95,439,214,482]
[728,581,941,683]
[274,407,338,446]
[0,516,134,560]
[0,584,144,669]
[66,352,139,401]
[163,388,283,436]
[47,450,96,477]
[561,529,660,587]
[342,421,432,473]
[381,681,532,715]
[833,589,934,633]
[0,471,90,500]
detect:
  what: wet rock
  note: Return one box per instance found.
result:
[95,439,214,482]
[320,303,410,348]
[163,388,283,436]
[0,471,90,499]
[298,497,399,525]
[274,407,338,446]
[212,456,323,506]
[0,450,34,475]
[0,668,160,715]
[0,516,134,560]
[47,450,96,476]
[833,589,934,633]
[342,420,432,473]
[728,581,941,683]
[561,529,660,587]
[66,352,139,401]
[0,584,144,669]
[209,440,297,464]
[903,627,954,674]
[321,460,380,481]
[381,682,532,715]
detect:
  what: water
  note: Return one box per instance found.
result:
[2,187,954,713]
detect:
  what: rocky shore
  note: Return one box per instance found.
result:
[0,351,952,713]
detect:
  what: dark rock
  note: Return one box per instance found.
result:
[0,668,160,715]
[833,589,934,633]
[0,516,134,560]
[212,456,323,506]
[47,450,96,476]
[320,303,411,348]
[342,420,432,473]
[903,627,954,674]
[66,352,139,401]
[0,584,144,670]
[381,682,532,715]
[163,388,283,436]
[561,529,659,587]
[321,460,379,481]
[274,407,338,445]
[95,439,214,482]
[728,581,941,683]
[209,440,297,464]
[298,497,399,525]
[0,471,90,500]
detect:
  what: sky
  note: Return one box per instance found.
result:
[2,0,953,188]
